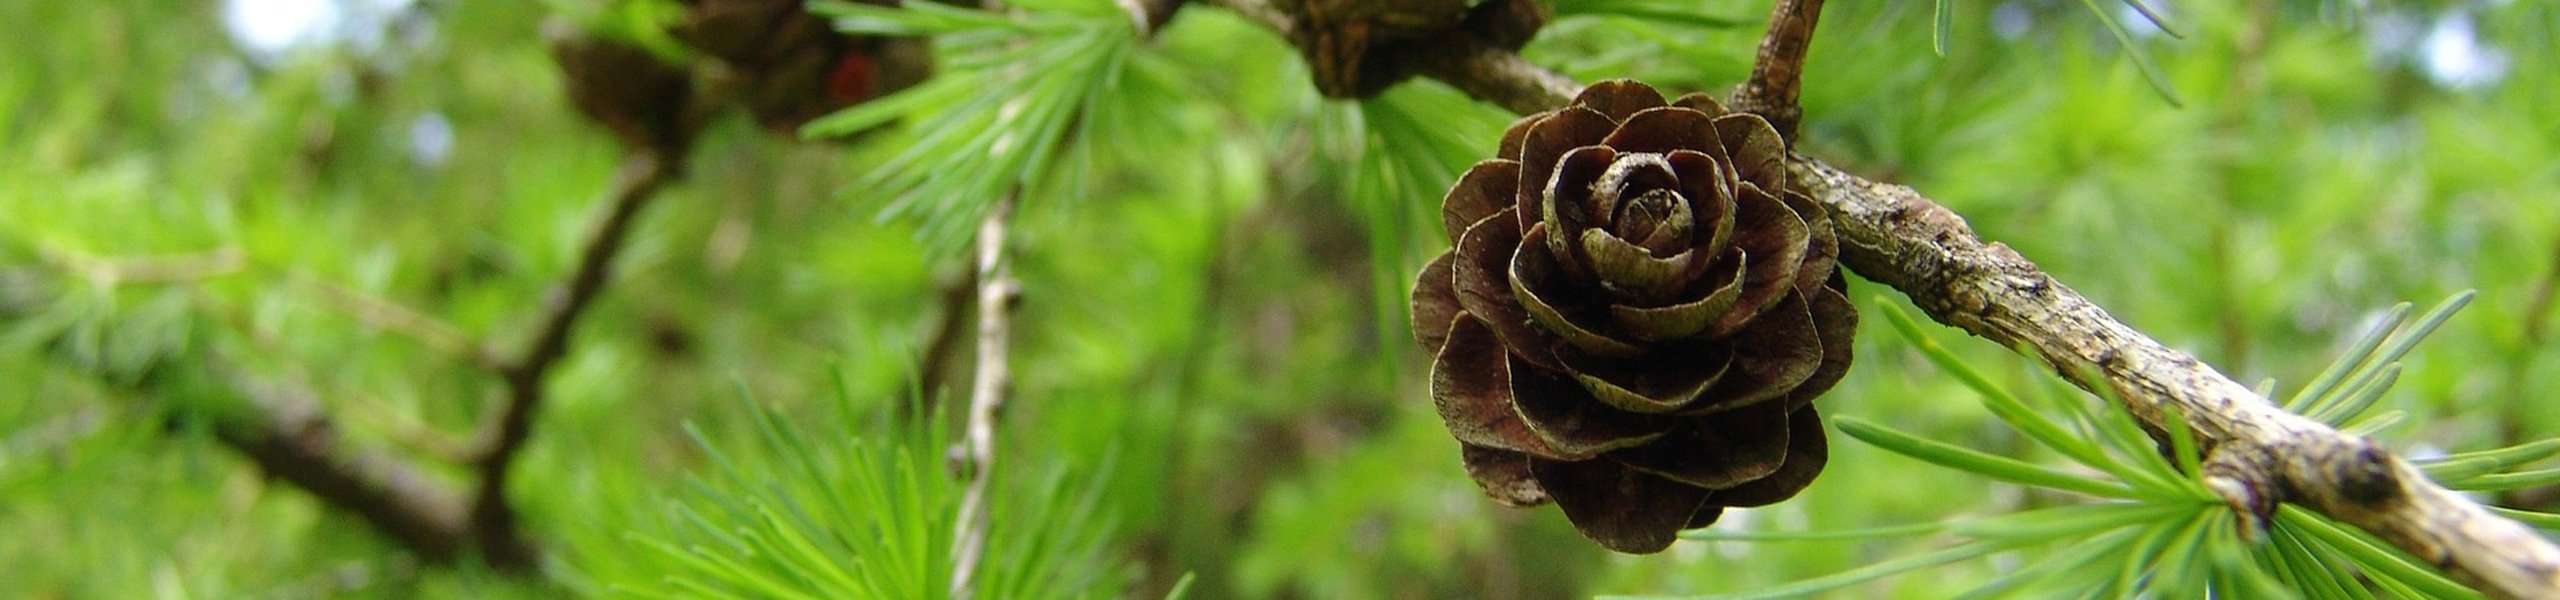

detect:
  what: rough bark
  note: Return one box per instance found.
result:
[1730,0,1822,142]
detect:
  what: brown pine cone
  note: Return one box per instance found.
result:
[675,0,931,134]
[1410,80,1856,554]
[1284,0,1545,98]
[548,24,700,156]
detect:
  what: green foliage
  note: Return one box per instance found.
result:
[2074,0,2184,105]
[1530,2,1758,89]
[804,0,1144,251]
[1548,0,1756,29]
[1928,0,2186,103]
[1330,83,1518,346]
[545,0,692,60]
[5,0,2559,598]
[568,383,1125,599]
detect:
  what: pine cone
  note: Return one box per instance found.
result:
[675,0,931,134]
[1283,0,1544,98]
[548,24,700,156]
[1410,80,1856,554]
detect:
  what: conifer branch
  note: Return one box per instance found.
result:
[1795,162,2560,599]
[950,191,1021,600]
[208,365,492,568]
[909,265,981,418]
[7,257,536,571]
[468,151,682,571]
[1201,2,2560,597]
[1407,40,1581,117]
[203,146,679,575]
[1208,0,1573,115]
[291,272,506,372]
[2523,237,2560,347]
[1731,0,1821,142]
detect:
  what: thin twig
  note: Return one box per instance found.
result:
[1730,0,1823,142]
[1200,2,2560,597]
[290,271,506,372]
[467,152,682,570]
[12,253,520,568]
[2202,0,2277,375]
[908,264,981,419]
[11,250,510,565]
[2498,234,2560,506]
[1409,39,1581,116]
[1209,0,1288,31]
[1211,0,1573,115]
[1117,0,1189,37]
[950,192,1021,600]
[2523,236,2560,345]
[32,244,246,286]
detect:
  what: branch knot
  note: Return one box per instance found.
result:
[2332,441,2406,509]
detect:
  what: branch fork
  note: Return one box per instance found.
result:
[153,151,682,574]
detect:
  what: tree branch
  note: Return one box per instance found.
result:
[949,192,1021,600]
[1211,0,1574,116]
[1199,2,2560,597]
[1117,0,1188,37]
[908,264,981,419]
[467,152,682,570]
[211,367,485,567]
[1408,40,1581,117]
[1796,159,2560,598]
[290,271,506,372]
[9,265,530,570]
[1729,0,1821,142]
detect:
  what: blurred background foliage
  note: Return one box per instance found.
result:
[1,0,2555,598]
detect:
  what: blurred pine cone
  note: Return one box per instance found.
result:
[1410,80,1856,554]
[1284,0,1543,98]
[674,0,931,134]
[548,24,701,156]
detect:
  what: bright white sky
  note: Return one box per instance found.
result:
[2421,12,2508,89]
[222,0,417,59]
[223,0,339,56]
